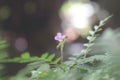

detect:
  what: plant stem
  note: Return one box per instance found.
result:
[60,46,64,64]
[60,41,65,64]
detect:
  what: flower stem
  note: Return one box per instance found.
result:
[60,41,65,64]
[60,49,63,64]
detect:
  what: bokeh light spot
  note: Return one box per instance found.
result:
[15,37,28,52]
[0,6,11,21]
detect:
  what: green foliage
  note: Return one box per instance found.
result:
[0,40,8,59]
[28,16,113,80]
[2,15,120,80]
[64,15,112,70]
[0,39,9,80]
[82,28,120,80]
[0,52,61,64]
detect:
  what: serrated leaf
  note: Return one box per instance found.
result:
[41,53,48,59]
[84,43,94,47]
[84,43,89,47]
[21,52,30,59]
[89,43,94,47]
[89,31,94,35]
[81,50,86,53]
[97,28,102,32]
[100,21,104,26]
[87,36,92,41]
[100,15,112,26]
[90,37,96,42]
[47,54,55,61]
[94,25,99,30]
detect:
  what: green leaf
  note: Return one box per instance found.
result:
[0,52,8,59]
[100,15,113,26]
[47,54,55,61]
[0,44,8,50]
[84,43,94,47]
[97,28,102,32]
[87,36,92,41]
[84,43,89,47]
[0,40,6,45]
[89,31,95,35]
[21,52,30,59]
[94,25,99,30]
[52,57,61,64]
[68,57,76,61]
[90,37,96,42]
[41,53,48,59]
[99,20,104,26]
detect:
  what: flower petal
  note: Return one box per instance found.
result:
[54,32,65,42]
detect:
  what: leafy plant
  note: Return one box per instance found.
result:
[1,15,120,80]
[0,52,61,64]
[64,15,112,70]
[28,15,113,80]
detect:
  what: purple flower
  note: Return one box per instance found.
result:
[54,32,65,42]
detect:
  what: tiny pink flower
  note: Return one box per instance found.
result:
[54,32,65,42]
